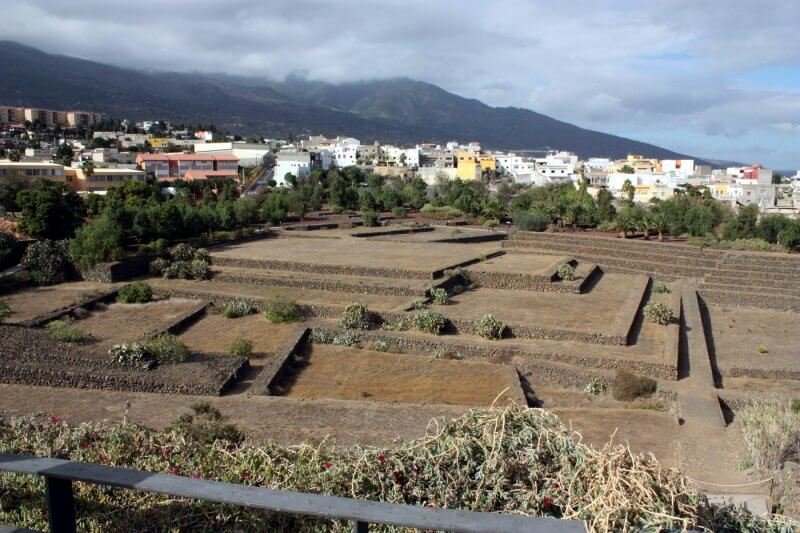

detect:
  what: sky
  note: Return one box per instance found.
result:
[4,0,800,169]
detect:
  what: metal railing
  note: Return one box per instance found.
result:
[0,454,584,532]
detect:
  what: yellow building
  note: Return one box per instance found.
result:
[455,149,494,181]
[65,167,146,193]
[149,137,171,149]
[0,161,68,184]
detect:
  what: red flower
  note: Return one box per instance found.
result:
[323,462,333,470]
[101,454,109,462]
[171,468,180,476]
[162,449,171,458]
[543,497,553,508]
[243,472,251,479]
[192,473,202,479]
[80,442,90,449]
[50,416,59,424]
[377,454,385,463]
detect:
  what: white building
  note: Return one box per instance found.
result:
[495,153,535,183]
[660,159,695,177]
[194,142,274,167]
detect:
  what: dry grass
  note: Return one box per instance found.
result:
[738,399,800,470]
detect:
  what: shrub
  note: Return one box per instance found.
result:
[0,300,10,322]
[412,299,427,310]
[227,338,253,358]
[149,257,169,275]
[264,297,301,323]
[556,263,575,281]
[612,370,657,401]
[69,216,124,270]
[109,342,154,369]
[117,282,153,304]
[652,283,671,294]
[381,318,409,331]
[643,303,674,325]
[514,210,549,232]
[144,334,190,364]
[158,245,211,280]
[361,210,379,227]
[792,399,800,413]
[47,319,84,343]
[420,204,463,220]
[413,311,447,335]
[429,287,449,305]
[475,314,506,340]
[339,303,370,329]
[371,340,389,352]
[167,402,243,445]
[188,259,210,280]
[391,206,407,218]
[738,399,800,470]
[483,219,499,229]
[22,239,70,285]
[757,344,769,354]
[222,298,252,318]
[310,330,335,344]
[139,239,168,255]
[333,332,359,347]
[583,378,607,395]
[433,347,462,360]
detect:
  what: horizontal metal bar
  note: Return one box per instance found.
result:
[0,454,583,532]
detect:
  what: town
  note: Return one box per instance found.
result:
[1,104,799,218]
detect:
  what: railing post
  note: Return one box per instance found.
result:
[44,475,76,533]
[352,519,369,533]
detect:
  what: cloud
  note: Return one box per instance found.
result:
[2,0,799,167]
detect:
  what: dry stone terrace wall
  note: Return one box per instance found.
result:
[308,326,678,380]
[136,302,209,342]
[253,326,310,396]
[698,289,800,312]
[18,289,119,327]
[210,269,429,297]
[211,256,439,280]
[0,324,248,396]
[465,263,599,294]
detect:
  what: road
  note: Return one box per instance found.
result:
[243,167,273,196]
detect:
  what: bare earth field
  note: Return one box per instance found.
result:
[443,272,637,332]
[1,282,113,323]
[76,299,203,351]
[212,235,500,274]
[706,304,800,376]
[179,313,299,356]
[283,344,526,406]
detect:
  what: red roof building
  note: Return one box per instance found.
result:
[136,153,239,181]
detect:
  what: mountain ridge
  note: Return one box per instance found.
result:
[0,40,703,161]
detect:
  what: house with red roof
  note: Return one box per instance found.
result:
[135,153,239,181]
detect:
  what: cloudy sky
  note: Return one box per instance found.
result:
[5,0,800,168]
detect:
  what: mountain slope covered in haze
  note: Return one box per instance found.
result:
[0,41,695,160]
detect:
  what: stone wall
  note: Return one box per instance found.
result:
[250,326,310,395]
[80,255,154,283]
[20,289,119,327]
[211,270,428,297]
[307,325,677,380]
[0,323,248,396]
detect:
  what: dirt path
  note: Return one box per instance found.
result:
[672,282,767,495]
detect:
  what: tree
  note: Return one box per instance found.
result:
[55,144,74,166]
[684,205,715,237]
[233,197,259,225]
[772,172,783,185]
[16,180,85,240]
[778,220,800,251]
[0,179,24,212]
[615,205,643,238]
[621,179,636,204]
[81,160,95,178]
[8,150,21,162]
[722,204,759,241]
[596,189,617,222]
[288,184,322,220]
[619,165,635,174]
[757,214,790,244]
[646,207,669,241]
[259,190,289,224]
[329,170,359,211]
[69,216,124,270]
